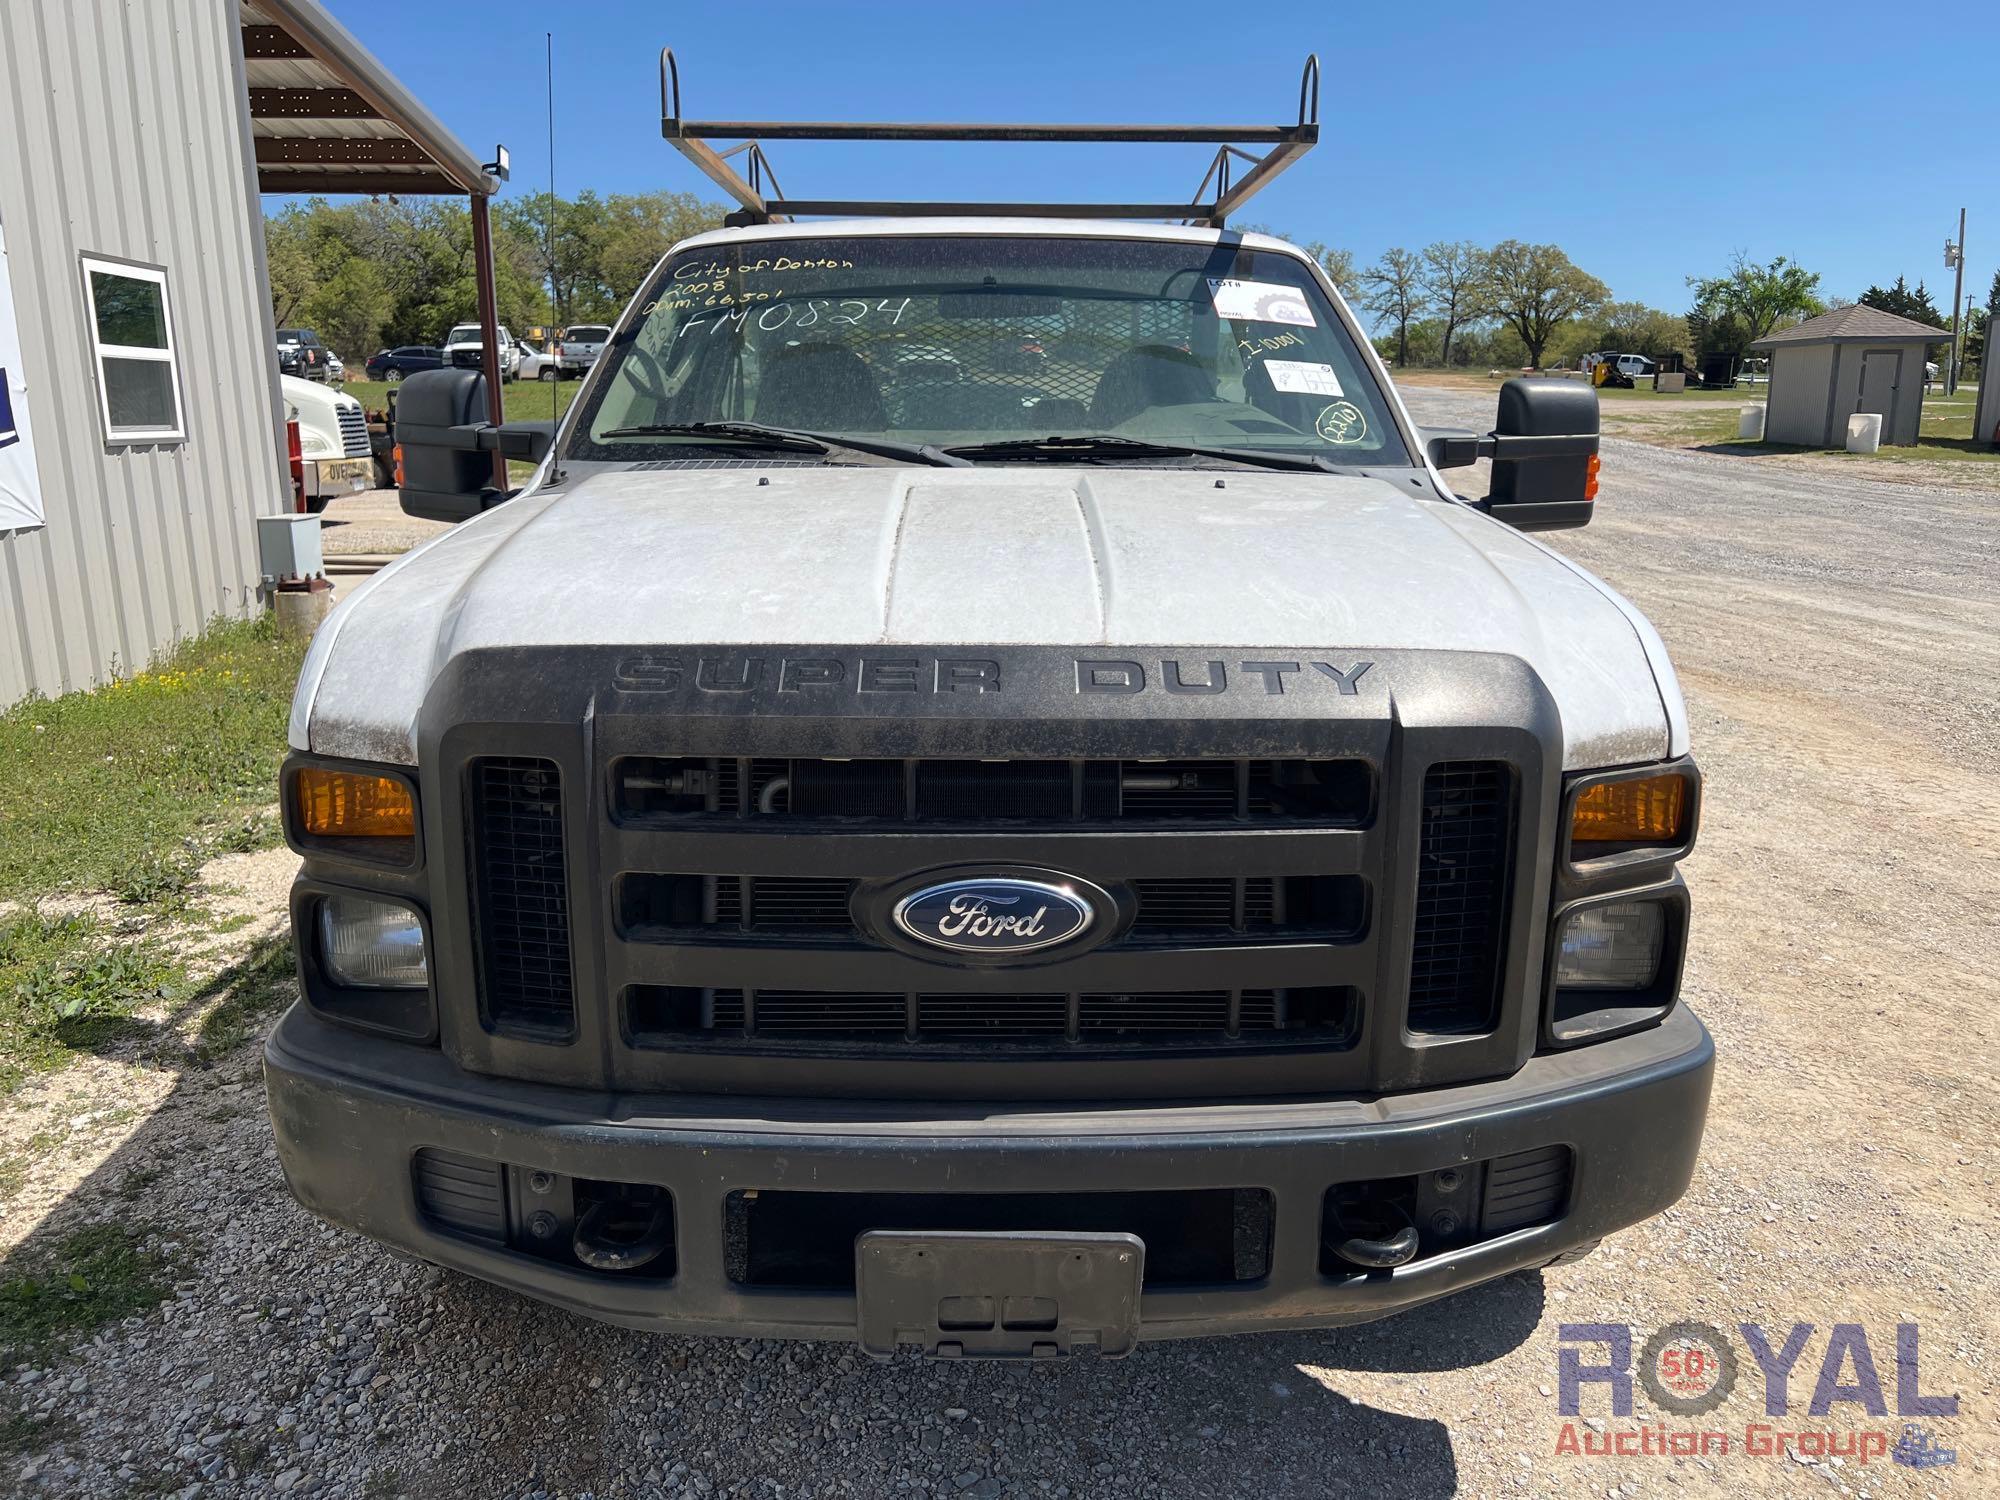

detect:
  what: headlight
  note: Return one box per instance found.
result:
[1554,900,1666,989]
[1547,886,1687,1045]
[318,894,427,989]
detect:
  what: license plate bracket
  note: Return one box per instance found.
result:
[856,1230,1144,1360]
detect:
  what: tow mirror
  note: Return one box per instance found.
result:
[394,368,553,524]
[1423,378,1600,532]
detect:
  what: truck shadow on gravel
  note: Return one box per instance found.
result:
[2,1010,1539,1497]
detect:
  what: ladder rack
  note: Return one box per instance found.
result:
[659,50,1319,229]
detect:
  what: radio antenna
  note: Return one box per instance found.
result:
[545,30,563,476]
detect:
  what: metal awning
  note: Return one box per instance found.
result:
[239,0,509,492]
[240,0,497,198]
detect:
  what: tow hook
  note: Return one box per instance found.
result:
[572,1196,674,1272]
[1327,1201,1421,1270]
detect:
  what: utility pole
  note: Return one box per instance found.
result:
[1945,208,1966,395]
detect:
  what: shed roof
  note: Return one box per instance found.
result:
[1750,304,1952,349]
[240,0,497,197]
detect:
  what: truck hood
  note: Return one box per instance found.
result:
[293,466,1681,768]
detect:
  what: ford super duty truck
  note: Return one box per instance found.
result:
[266,78,1709,1358]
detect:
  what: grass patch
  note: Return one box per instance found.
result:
[0,913,193,1091]
[0,616,307,904]
[1602,401,2000,466]
[0,1408,77,1457]
[0,917,299,1093]
[190,935,298,1063]
[0,1221,179,1364]
[117,1165,163,1200]
[341,377,581,426]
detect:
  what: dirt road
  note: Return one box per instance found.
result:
[4,393,1996,1497]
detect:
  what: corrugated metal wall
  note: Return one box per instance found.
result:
[0,0,288,707]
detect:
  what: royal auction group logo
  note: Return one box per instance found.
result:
[1553,1321,1959,1468]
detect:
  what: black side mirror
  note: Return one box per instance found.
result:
[394,369,553,524]
[1482,378,1598,531]
[1424,380,1599,532]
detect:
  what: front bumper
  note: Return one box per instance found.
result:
[264,1002,1713,1346]
[302,456,373,498]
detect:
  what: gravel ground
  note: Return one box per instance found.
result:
[3,394,1995,1497]
[316,490,449,557]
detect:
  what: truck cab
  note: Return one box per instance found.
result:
[556,323,613,377]
[268,71,1709,1359]
[443,323,519,382]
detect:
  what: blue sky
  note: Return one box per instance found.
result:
[328,0,1990,319]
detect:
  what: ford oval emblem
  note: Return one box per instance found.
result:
[891,877,1095,957]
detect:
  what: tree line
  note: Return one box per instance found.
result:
[264,190,724,358]
[266,196,1987,375]
[1300,237,1988,373]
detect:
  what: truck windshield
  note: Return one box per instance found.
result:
[567,235,1408,467]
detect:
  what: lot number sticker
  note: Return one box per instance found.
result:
[1207,278,1317,328]
[1263,359,1343,396]
[1314,401,1369,445]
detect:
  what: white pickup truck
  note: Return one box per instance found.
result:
[443,323,520,382]
[269,137,1708,1358]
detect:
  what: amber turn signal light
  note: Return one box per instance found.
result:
[297,767,415,839]
[1584,453,1601,501]
[1571,772,1688,846]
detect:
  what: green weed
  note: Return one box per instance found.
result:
[0,1222,180,1364]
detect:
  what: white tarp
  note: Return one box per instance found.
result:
[0,209,45,534]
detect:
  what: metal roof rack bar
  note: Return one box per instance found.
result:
[660,49,1317,228]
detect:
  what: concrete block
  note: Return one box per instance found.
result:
[1845,413,1882,454]
[272,585,335,639]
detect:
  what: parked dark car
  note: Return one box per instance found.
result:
[275,328,330,381]
[364,346,446,382]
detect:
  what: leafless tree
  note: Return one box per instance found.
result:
[1420,241,1489,368]
[1360,248,1427,367]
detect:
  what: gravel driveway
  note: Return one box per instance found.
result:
[4,389,1995,1498]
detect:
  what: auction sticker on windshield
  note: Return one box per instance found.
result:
[1207,277,1316,328]
[1315,401,1369,444]
[1264,359,1343,396]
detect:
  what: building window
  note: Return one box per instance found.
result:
[79,255,185,444]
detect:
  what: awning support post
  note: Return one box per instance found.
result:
[469,192,509,491]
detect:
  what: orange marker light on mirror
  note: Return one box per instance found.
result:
[1571,772,1687,846]
[297,768,415,839]
[1585,453,1601,501]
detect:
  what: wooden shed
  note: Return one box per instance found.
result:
[1751,304,1952,447]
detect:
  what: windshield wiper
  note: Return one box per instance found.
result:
[944,434,1343,473]
[592,420,966,467]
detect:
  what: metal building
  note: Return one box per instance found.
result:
[0,0,502,709]
[1751,304,1952,448]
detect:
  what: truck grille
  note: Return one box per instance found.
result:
[617,873,1363,941]
[464,740,1525,1094]
[615,756,1371,825]
[470,757,575,1036]
[625,985,1357,1047]
[336,402,370,457]
[1408,761,1514,1033]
